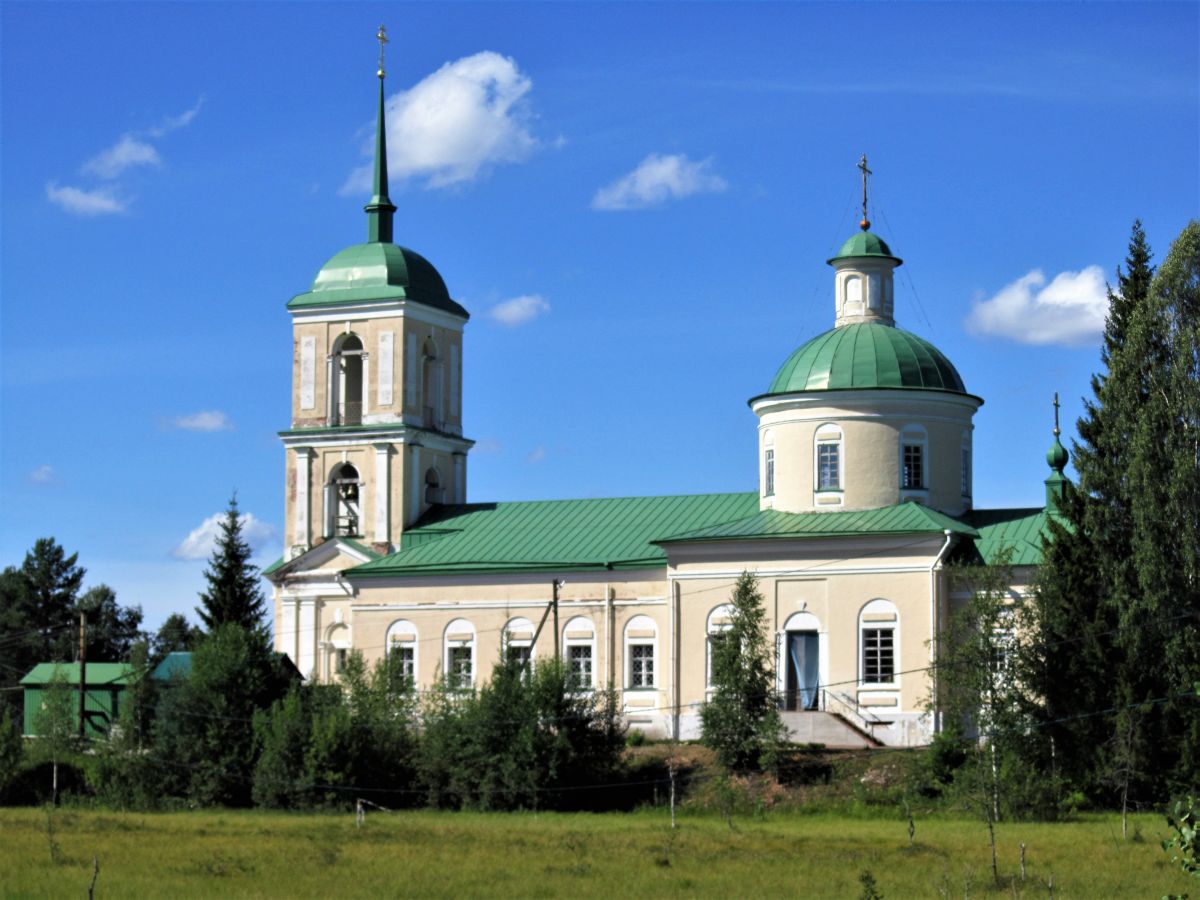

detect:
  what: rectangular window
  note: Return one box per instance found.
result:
[447,645,473,689]
[393,646,415,683]
[764,449,775,497]
[862,628,895,683]
[568,645,593,689]
[629,644,655,688]
[902,444,924,489]
[817,442,840,490]
[961,446,971,496]
[334,647,348,674]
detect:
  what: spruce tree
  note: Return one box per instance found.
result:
[196,494,267,633]
[700,572,785,773]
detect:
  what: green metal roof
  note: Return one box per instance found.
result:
[758,323,973,398]
[348,492,761,578]
[958,507,1048,566]
[827,230,901,265]
[657,502,979,544]
[288,242,469,319]
[21,662,133,686]
[341,494,1045,580]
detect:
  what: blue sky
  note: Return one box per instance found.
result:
[2,2,1197,631]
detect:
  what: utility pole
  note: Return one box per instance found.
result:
[78,609,87,740]
[552,579,561,663]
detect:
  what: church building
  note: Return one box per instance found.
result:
[267,47,1058,747]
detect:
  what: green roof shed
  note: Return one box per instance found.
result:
[20,662,133,738]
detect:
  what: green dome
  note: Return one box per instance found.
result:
[288,242,469,318]
[760,323,971,397]
[827,230,902,265]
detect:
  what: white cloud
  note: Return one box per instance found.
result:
[146,97,205,138]
[81,134,161,179]
[489,294,550,326]
[343,51,538,191]
[474,438,503,454]
[592,153,727,211]
[172,512,276,560]
[167,410,234,432]
[28,465,55,485]
[45,182,128,216]
[966,266,1109,347]
[526,446,547,464]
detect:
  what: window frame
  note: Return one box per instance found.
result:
[899,425,928,495]
[813,424,844,494]
[385,619,419,685]
[623,615,658,690]
[562,616,596,691]
[858,599,900,689]
[443,618,476,691]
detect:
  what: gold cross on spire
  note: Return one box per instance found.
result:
[1053,391,1061,436]
[858,154,873,230]
[377,24,389,80]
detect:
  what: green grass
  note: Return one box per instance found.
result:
[0,806,1186,898]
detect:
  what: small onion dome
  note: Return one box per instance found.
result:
[288,242,469,318]
[826,230,903,266]
[1046,435,1069,473]
[757,323,975,398]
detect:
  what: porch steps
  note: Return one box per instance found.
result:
[781,711,884,749]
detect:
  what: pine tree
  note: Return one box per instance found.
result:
[700,572,785,773]
[196,494,267,633]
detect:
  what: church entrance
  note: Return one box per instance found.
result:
[784,630,819,711]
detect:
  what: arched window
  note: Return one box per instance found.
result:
[386,619,418,685]
[900,425,928,491]
[502,616,536,670]
[424,467,444,505]
[333,333,364,425]
[706,604,734,689]
[422,337,443,430]
[325,463,361,537]
[762,429,775,498]
[859,599,899,686]
[623,615,657,690]
[325,623,351,680]
[814,423,844,492]
[563,616,596,690]
[443,618,476,690]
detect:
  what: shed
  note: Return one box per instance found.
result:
[20,662,133,738]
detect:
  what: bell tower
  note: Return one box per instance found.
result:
[279,26,473,560]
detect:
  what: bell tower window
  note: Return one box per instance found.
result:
[424,467,444,505]
[332,334,364,426]
[326,463,362,537]
[422,338,443,431]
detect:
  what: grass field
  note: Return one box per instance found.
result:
[0,806,1186,898]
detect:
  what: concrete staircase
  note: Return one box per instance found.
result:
[781,711,883,749]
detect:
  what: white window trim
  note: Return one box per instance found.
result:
[899,425,928,496]
[623,615,658,690]
[858,599,900,690]
[562,616,596,691]
[443,617,476,690]
[705,604,734,691]
[813,424,844,494]
[762,430,775,499]
[386,619,418,683]
[502,616,536,667]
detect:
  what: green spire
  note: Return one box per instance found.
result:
[365,25,396,244]
[1045,391,1070,510]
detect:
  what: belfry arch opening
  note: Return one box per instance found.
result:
[325,462,361,537]
[422,337,443,430]
[332,333,363,426]
[424,467,444,505]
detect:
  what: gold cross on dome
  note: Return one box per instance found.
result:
[377,25,389,79]
[858,154,873,229]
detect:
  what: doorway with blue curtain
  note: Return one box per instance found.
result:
[784,630,819,711]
